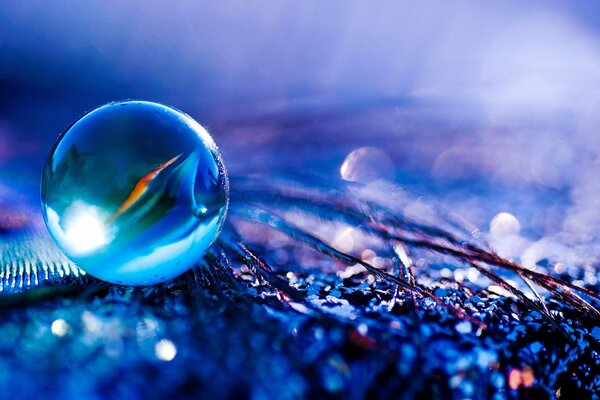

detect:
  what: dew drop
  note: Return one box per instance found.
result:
[340,146,395,184]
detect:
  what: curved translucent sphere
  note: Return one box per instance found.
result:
[340,147,395,184]
[41,101,229,285]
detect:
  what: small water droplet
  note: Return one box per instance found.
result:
[340,147,395,184]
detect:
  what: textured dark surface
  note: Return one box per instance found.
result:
[0,177,598,399]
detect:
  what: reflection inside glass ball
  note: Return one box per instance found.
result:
[41,100,229,285]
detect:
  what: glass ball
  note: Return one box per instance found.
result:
[41,100,229,285]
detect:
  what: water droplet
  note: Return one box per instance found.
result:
[41,100,229,285]
[340,147,395,183]
[51,319,71,337]
[490,212,521,238]
[155,339,177,362]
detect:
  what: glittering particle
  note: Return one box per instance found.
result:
[449,375,462,388]
[508,369,521,390]
[476,350,497,368]
[357,323,368,335]
[521,367,535,387]
[488,285,513,298]
[529,341,542,353]
[336,264,366,279]
[155,339,177,362]
[81,311,101,333]
[455,321,472,334]
[508,367,535,390]
[51,319,70,337]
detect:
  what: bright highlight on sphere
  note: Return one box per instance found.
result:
[41,100,229,285]
[63,204,110,255]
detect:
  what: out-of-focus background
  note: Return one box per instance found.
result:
[2,0,600,269]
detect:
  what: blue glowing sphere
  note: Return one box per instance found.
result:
[41,101,229,285]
